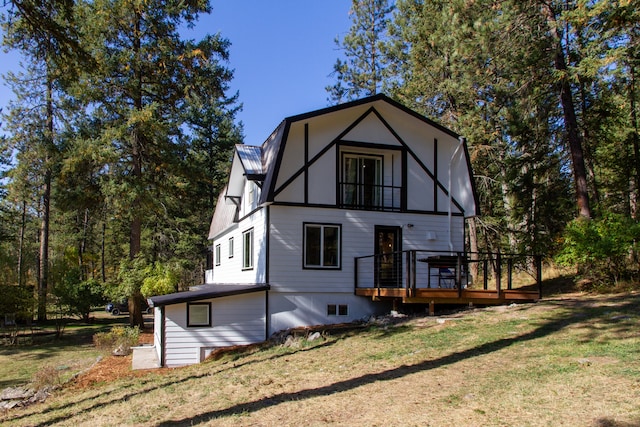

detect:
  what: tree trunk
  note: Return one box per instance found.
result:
[17,200,26,287]
[543,3,592,218]
[38,71,55,322]
[128,11,144,328]
[630,62,640,220]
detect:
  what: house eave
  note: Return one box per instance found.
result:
[148,284,270,307]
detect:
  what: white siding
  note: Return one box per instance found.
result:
[268,205,464,293]
[163,292,267,367]
[211,208,267,284]
[269,292,390,335]
[307,147,336,205]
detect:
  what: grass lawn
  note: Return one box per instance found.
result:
[0,310,134,389]
[1,291,639,426]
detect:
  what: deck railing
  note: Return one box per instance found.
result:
[354,250,543,299]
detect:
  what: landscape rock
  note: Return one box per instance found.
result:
[1,386,34,401]
[307,332,321,342]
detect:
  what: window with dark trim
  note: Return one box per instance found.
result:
[242,228,254,270]
[327,304,348,316]
[215,244,221,266]
[187,302,211,327]
[304,223,341,269]
[228,237,234,258]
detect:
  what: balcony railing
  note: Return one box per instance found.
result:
[339,182,402,211]
[354,250,543,300]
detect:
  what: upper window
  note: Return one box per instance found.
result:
[228,237,234,258]
[242,228,254,270]
[215,244,221,266]
[304,223,341,269]
[341,153,383,209]
[187,302,211,327]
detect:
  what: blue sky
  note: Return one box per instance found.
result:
[0,1,353,145]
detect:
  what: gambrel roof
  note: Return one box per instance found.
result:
[209,94,479,239]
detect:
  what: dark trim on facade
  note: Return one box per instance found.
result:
[304,123,309,204]
[266,120,292,203]
[268,201,466,216]
[284,94,460,139]
[265,205,270,284]
[272,106,380,199]
[245,173,266,182]
[338,140,402,151]
[433,138,438,212]
[401,148,408,211]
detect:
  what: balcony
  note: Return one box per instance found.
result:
[339,182,402,212]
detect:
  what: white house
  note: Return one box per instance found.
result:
[148,94,478,367]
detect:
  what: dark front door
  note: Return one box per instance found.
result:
[375,226,402,287]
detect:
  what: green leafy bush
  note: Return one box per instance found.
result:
[141,262,179,297]
[556,213,640,287]
[93,326,140,355]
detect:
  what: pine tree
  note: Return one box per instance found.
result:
[73,0,239,326]
[326,0,395,103]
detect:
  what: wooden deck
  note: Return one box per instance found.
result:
[354,250,543,308]
[355,287,541,305]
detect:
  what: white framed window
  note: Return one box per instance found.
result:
[242,228,254,270]
[187,302,211,327]
[215,244,221,266]
[304,223,341,269]
[228,237,234,258]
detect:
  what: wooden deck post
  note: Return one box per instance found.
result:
[429,300,435,316]
[483,260,488,290]
[507,258,513,290]
[536,255,543,299]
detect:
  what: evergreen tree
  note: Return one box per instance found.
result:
[73,0,240,326]
[326,0,395,103]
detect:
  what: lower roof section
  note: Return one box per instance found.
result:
[148,283,270,308]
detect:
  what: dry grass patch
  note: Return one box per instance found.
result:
[2,292,639,426]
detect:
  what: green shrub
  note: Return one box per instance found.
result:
[141,262,179,297]
[556,213,640,287]
[93,326,140,355]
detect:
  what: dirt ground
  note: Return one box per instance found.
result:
[71,329,157,389]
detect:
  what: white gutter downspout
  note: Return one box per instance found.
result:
[448,136,465,253]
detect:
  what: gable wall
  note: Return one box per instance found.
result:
[270,100,474,216]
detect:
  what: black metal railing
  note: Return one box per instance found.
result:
[354,250,543,299]
[339,182,402,211]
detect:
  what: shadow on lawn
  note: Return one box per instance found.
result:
[157,294,639,426]
[4,294,639,426]
[3,338,339,425]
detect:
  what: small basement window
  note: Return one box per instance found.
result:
[187,302,211,327]
[327,304,348,316]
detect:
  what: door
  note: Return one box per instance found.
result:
[375,226,402,287]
